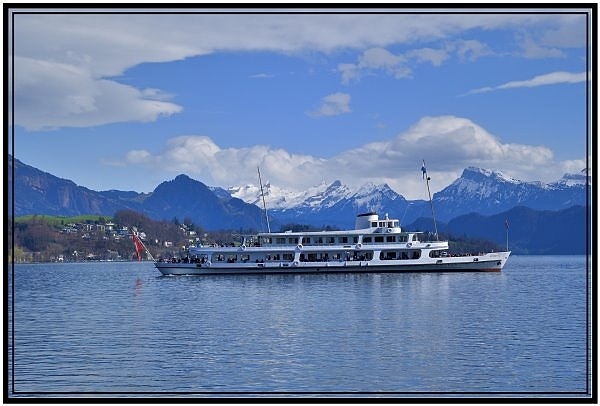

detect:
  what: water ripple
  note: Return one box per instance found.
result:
[9,256,590,397]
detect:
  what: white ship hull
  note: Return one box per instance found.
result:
[155,251,511,276]
[153,213,511,276]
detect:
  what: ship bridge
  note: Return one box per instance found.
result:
[355,212,402,232]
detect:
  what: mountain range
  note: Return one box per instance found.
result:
[8,155,266,231]
[229,166,589,226]
[8,155,591,254]
[228,180,410,229]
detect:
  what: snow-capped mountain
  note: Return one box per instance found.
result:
[552,169,590,187]
[227,167,589,228]
[230,180,408,211]
[431,167,589,220]
[229,179,410,229]
[227,180,343,210]
[273,181,409,229]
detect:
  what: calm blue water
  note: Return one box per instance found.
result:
[7,256,591,398]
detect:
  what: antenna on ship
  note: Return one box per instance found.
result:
[421,160,439,241]
[400,202,413,226]
[257,166,271,233]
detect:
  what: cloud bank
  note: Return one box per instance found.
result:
[10,11,586,130]
[120,115,583,200]
[13,56,182,130]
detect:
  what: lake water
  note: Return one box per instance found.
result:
[7,256,591,399]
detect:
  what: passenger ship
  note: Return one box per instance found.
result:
[154,212,511,275]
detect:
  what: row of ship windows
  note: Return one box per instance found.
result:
[213,253,295,263]
[261,235,413,245]
[210,250,428,263]
[371,221,399,228]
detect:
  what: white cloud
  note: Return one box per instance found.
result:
[515,15,587,57]
[338,39,491,84]
[467,71,587,95]
[450,39,492,61]
[330,116,558,195]
[540,16,588,48]
[518,33,565,59]
[559,159,588,176]
[359,47,405,71]
[338,63,361,85]
[339,47,411,84]
[249,73,274,79]
[407,47,449,66]
[123,135,324,191]
[307,92,351,117]
[13,56,182,131]
[120,115,578,200]
[10,12,586,129]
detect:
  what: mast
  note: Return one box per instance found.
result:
[505,218,509,252]
[131,228,155,261]
[422,160,439,241]
[257,166,271,233]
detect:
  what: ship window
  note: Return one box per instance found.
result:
[399,235,407,243]
[353,236,359,243]
[379,222,385,227]
[304,237,311,244]
[327,237,335,244]
[276,237,286,244]
[363,237,372,243]
[381,251,396,260]
[283,253,294,261]
[240,254,250,262]
[386,236,395,242]
[374,236,384,243]
[341,237,348,244]
[288,237,298,244]
[371,221,377,227]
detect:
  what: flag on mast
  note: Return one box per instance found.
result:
[131,230,144,261]
[421,160,427,179]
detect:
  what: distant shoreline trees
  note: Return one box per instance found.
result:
[8,209,505,263]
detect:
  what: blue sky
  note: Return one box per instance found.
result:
[9,8,591,200]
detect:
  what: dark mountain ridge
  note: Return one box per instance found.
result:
[405,205,589,255]
[8,155,590,254]
[8,156,268,231]
[9,155,142,216]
